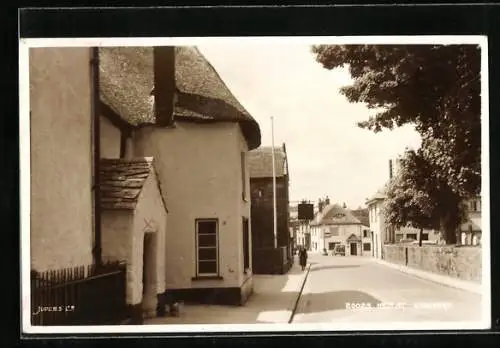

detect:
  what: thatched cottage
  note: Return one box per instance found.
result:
[98,46,261,312]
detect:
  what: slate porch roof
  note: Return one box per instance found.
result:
[248,146,287,179]
[311,204,362,226]
[99,157,167,211]
[99,46,261,150]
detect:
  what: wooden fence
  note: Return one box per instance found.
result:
[31,261,127,326]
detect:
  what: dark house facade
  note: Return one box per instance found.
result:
[249,144,292,274]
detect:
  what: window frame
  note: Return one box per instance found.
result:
[329,226,340,236]
[195,218,219,277]
[406,233,418,240]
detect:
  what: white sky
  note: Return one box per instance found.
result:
[199,43,422,209]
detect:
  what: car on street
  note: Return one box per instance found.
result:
[332,244,346,256]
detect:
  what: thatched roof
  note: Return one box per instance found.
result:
[99,46,261,149]
[311,204,362,226]
[351,208,369,227]
[248,146,287,178]
[99,157,167,211]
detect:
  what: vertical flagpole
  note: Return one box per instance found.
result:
[271,116,277,249]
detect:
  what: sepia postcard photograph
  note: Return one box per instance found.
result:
[19,35,490,335]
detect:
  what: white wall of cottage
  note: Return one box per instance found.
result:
[99,115,122,158]
[101,211,134,303]
[133,170,168,315]
[132,121,253,294]
[29,47,94,272]
[99,112,168,311]
[101,171,167,309]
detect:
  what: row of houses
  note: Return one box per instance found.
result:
[29,46,292,325]
[366,159,482,259]
[289,158,481,258]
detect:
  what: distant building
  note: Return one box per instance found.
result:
[366,189,387,259]
[367,159,482,253]
[310,200,371,256]
[248,144,292,274]
[460,196,482,246]
[351,208,369,229]
[289,202,299,250]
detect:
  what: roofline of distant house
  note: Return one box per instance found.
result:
[310,222,364,227]
[365,196,386,205]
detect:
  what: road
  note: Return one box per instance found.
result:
[291,253,483,323]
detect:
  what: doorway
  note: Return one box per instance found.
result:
[350,242,358,256]
[142,232,158,318]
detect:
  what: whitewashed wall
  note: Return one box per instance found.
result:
[30,47,94,272]
[133,122,251,292]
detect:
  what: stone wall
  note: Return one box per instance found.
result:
[382,244,482,282]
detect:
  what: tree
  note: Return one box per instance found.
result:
[383,149,467,244]
[311,44,481,197]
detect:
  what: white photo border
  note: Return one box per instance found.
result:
[19,35,491,335]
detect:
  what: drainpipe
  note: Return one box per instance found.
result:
[91,47,102,268]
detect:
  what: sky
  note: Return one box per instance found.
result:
[198,43,422,209]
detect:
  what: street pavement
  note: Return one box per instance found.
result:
[144,262,309,325]
[291,253,483,323]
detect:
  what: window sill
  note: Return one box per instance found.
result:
[191,276,224,281]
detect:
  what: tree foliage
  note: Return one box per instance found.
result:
[384,149,467,244]
[311,44,481,197]
[312,44,481,244]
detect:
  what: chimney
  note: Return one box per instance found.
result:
[153,46,175,127]
[389,159,393,179]
[325,196,330,206]
[318,198,324,213]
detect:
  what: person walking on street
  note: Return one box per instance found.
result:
[299,246,308,271]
